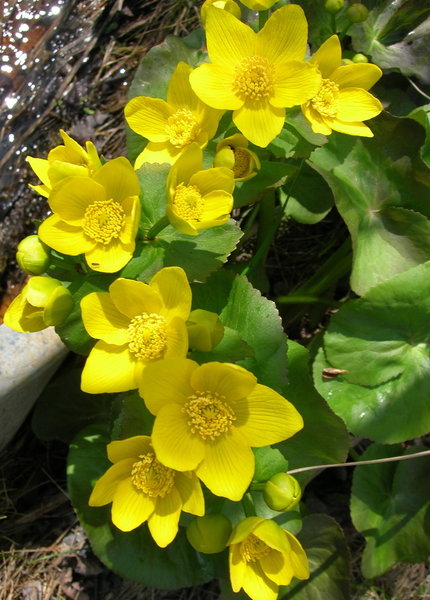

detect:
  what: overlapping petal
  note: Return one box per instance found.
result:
[92,157,140,203]
[331,62,382,91]
[38,215,94,256]
[189,64,242,111]
[191,362,256,403]
[270,61,321,109]
[89,459,135,506]
[205,7,254,68]
[107,436,151,463]
[256,4,308,65]
[310,34,341,77]
[80,292,129,345]
[109,278,162,318]
[111,478,155,531]
[150,267,192,320]
[139,358,197,412]
[124,97,173,141]
[81,341,136,393]
[147,488,182,547]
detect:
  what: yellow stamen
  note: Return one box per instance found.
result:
[233,56,274,101]
[83,199,125,244]
[127,313,167,360]
[311,79,340,118]
[172,183,203,222]
[166,108,201,148]
[183,391,236,440]
[232,147,251,178]
[240,534,271,562]
[131,451,175,497]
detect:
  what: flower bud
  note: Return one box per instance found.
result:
[214,133,260,182]
[200,0,241,26]
[324,0,344,14]
[346,3,369,23]
[4,276,73,333]
[16,235,51,275]
[186,514,232,554]
[187,309,224,352]
[352,52,369,63]
[263,473,301,512]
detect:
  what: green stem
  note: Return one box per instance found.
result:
[276,294,342,307]
[145,215,170,240]
[242,492,257,517]
[258,10,269,29]
[250,482,265,492]
[349,447,361,461]
[331,13,337,34]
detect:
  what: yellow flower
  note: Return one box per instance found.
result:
[80,267,191,394]
[201,0,241,26]
[228,517,310,600]
[27,129,102,197]
[213,133,260,181]
[187,309,224,352]
[240,0,279,9]
[139,359,303,501]
[89,435,204,547]
[189,5,321,147]
[166,143,234,236]
[4,276,73,333]
[37,157,140,273]
[125,61,223,168]
[301,35,383,137]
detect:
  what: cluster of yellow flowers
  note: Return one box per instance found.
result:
[4,2,384,598]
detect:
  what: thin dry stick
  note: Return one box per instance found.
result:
[288,449,430,475]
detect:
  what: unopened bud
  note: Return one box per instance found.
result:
[187,309,224,352]
[324,0,344,14]
[352,52,368,63]
[346,3,369,23]
[263,473,301,512]
[16,235,51,275]
[186,514,232,554]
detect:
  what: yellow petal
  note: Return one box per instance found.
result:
[125,96,173,141]
[170,143,203,187]
[330,118,374,137]
[235,383,303,446]
[139,358,197,413]
[196,428,254,500]
[189,63,242,110]
[29,183,50,198]
[81,341,137,393]
[243,561,278,600]
[49,177,104,223]
[200,190,233,221]
[109,278,162,319]
[88,459,135,506]
[118,194,140,245]
[59,129,88,162]
[233,102,285,148]
[80,292,130,344]
[26,156,51,187]
[175,472,205,516]
[85,239,133,274]
[229,544,248,592]
[167,61,198,110]
[152,403,205,471]
[3,293,45,333]
[229,517,264,544]
[150,266,191,321]
[166,206,199,236]
[331,63,382,91]
[301,102,333,135]
[189,167,235,195]
[107,435,151,463]
[310,34,342,78]
[284,529,310,579]
[257,4,308,64]
[135,142,183,168]
[259,550,289,586]
[191,362,256,403]
[147,487,182,547]
[337,88,383,122]
[205,7,255,68]
[165,317,189,358]
[93,157,140,203]
[253,520,291,554]
[111,477,155,531]
[271,61,321,108]
[38,214,94,255]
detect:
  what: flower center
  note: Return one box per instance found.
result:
[232,147,251,178]
[131,451,175,497]
[183,391,236,440]
[233,56,274,101]
[166,108,201,148]
[172,183,203,222]
[240,534,272,562]
[83,199,125,245]
[310,78,340,118]
[127,313,167,360]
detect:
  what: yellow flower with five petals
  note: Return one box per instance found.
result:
[301,35,383,137]
[189,5,321,147]
[125,61,223,168]
[139,359,303,501]
[89,435,204,547]
[27,129,102,198]
[228,517,309,600]
[80,267,191,394]
[38,157,140,273]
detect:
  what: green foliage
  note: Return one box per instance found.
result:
[351,443,430,578]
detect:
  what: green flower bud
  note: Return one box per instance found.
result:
[187,309,224,352]
[186,514,232,554]
[263,473,301,512]
[352,52,368,63]
[346,3,369,23]
[324,0,344,14]
[16,235,51,275]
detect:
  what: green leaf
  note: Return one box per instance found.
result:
[281,514,351,600]
[313,263,430,442]
[126,36,202,163]
[350,0,430,83]
[136,162,170,229]
[283,163,334,225]
[56,274,115,355]
[190,326,254,364]
[351,443,430,578]
[67,425,216,588]
[409,103,430,168]
[234,161,290,208]
[193,271,288,391]
[310,113,430,295]
[253,447,289,482]
[278,341,349,487]
[110,391,154,440]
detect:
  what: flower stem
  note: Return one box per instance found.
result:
[145,215,170,240]
[258,10,268,29]
[242,492,257,517]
